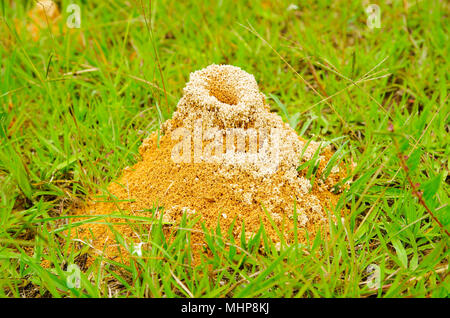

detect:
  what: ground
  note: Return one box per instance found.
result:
[0,0,449,297]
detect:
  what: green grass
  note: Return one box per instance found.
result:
[0,0,449,297]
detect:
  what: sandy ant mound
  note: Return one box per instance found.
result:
[70,64,347,264]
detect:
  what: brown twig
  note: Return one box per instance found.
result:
[388,122,449,236]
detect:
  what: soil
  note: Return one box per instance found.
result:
[70,64,347,264]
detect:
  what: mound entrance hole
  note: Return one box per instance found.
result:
[206,72,239,105]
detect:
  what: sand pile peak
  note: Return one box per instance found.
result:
[164,64,267,130]
[73,64,346,263]
[161,64,322,180]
